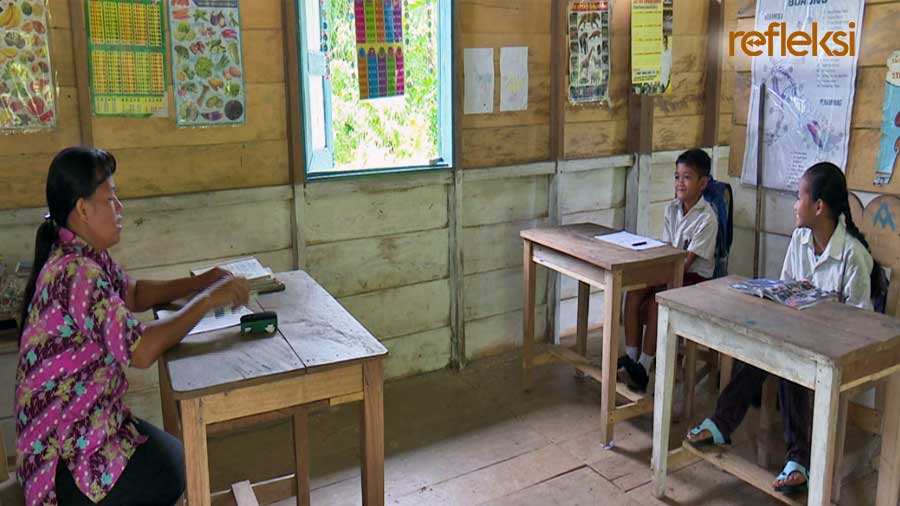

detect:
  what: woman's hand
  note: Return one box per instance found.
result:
[203,275,250,310]
[198,266,232,288]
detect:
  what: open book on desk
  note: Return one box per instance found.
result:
[156,305,253,335]
[730,278,839,310]
[191,256,285,294]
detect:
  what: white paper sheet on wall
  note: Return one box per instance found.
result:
[464,48,494,114]
[500,47,528,111]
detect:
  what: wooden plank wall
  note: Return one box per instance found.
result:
[563,1,726,159]
[458,0,552,168]
[727,0,900,190]
[0,0,289,210]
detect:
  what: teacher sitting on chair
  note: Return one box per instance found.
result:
[14,147,250,506]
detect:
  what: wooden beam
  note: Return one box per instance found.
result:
[549,0,567,159]
[230,481,260,506]
[683,442,806,506]
[702,0,725,147]
[69,0,94,146]
[282,0,307,270]
[448,0,466,369]
[627,94,655,154]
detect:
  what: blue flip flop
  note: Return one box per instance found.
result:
[686,418,731,447]
[774,460,808,495]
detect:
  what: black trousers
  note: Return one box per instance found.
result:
[710,362,813,468]
[56,418,185,506]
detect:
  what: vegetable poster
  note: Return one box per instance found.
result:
[0,0,57,130]
[354,0,404,100]
[86,0,168,117]
[169,0,246,126]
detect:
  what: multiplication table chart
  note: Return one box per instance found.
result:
[86,0,168,117]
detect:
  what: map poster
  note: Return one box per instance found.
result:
[567,0,610,105]
[742,0,864,192]
[875,51,900,185]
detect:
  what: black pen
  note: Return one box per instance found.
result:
[632,241,647,247]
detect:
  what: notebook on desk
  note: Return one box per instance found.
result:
[191,256,285,294]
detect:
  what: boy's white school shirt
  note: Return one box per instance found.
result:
[663,196,718,279]
[780,216,874,310]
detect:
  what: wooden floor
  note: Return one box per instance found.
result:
[213,337,886,506]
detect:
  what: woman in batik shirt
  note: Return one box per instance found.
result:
[15,147,249,506]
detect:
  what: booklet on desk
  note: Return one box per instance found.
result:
[730,278,839,310]
[191,256,285,294]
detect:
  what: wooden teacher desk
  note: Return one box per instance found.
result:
[520,223,686,446]
[158,270,388,506]
[652,276,900,506]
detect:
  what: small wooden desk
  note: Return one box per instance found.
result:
[520,223,686,446]
[158,271,388,506]
[652,276,900,506]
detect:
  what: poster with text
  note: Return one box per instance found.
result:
[169,0,247,126]
[87,0,168,117]
[567,1,610,105]
[742,0,864,192]
[354,0,405,100]
[0,0,56,130]
[631,0,671,95]
[875,51,900,185]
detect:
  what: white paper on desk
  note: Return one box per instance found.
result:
[464,48,494,114]
[593,231,665,251]
[157,305,253,335]
[500,47,528,111]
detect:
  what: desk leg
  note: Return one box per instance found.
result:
[683,341,697,421]
[719,355,734,393]
[293,408,311,506]
[808,363,840,506]
[575,281,590,380]
[757,376,778,469]
[651,304,677,498]
[180,398,211,506]
[361,361,385,506]
[600,270,622,447]
[523,241,536,391]
[159,361,180,438]
[876,371,900,506]
[832,395,849,502]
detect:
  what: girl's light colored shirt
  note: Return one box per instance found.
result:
[780,216,873,310]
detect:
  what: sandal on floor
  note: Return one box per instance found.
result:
[774,461,808,495]
[685,418,731,447]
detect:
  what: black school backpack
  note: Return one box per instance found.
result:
[702,175,734,279]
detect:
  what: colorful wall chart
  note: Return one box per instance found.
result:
[168,0,246,126]
[0,0,57,130]
[631,0,672,95]
[567,0,610,105]
[86,0,168,117]
[354,0,404,100]
[875,51,900,186]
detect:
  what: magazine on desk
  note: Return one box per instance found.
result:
[191,256,285,294]
[730,278,839,310]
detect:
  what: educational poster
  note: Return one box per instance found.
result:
[463,47,493,114]
[168,0,247,126]
[500,46,528,112]
[875,51,900,186]
[354,0,404,100]
[631,0,672,95]
[86,0,168,117]
[567,0,610,106]
[0,0,57,130]
[742,0,864,192]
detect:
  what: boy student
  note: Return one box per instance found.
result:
[686,162,882,496]
[618,149,719,392]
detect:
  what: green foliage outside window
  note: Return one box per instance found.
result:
[326,0,439,170]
